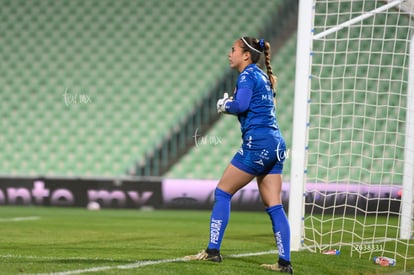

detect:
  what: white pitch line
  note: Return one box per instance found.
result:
[228,250,277,258]
[0,254,130,262]
[0,216,40,222]
[117,258,186,269]
[24,250,278,275]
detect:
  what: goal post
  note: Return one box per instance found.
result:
[401,33,414,240]
[288,0,314,252]
[289,0,414,270]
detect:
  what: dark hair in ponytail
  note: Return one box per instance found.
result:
[240,37,277,90]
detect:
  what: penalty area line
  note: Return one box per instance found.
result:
[0,216,40,222]
[30,250,277,275]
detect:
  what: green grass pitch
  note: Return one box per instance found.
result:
[0,206,412,274]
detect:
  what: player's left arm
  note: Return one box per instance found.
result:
[223,87,252,114]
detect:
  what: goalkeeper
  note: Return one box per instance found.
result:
[185,36,293,274]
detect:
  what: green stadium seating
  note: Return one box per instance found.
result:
[2,0,405,183]
[0,0,282,177]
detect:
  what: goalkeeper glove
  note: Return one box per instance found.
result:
[217,93,232,113]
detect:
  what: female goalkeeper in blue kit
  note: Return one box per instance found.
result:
[184,36,293,274]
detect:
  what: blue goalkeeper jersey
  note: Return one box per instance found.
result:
[225,63,279,138]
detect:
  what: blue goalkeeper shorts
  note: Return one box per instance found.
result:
[231,131,287,176]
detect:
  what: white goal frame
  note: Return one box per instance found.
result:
[289,0,414,252]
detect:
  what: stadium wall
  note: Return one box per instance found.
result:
[0,176,402,214]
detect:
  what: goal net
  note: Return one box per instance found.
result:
[290,0,414,270]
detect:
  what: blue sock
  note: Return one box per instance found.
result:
[207,188,233,251]
[266,204,291,263]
